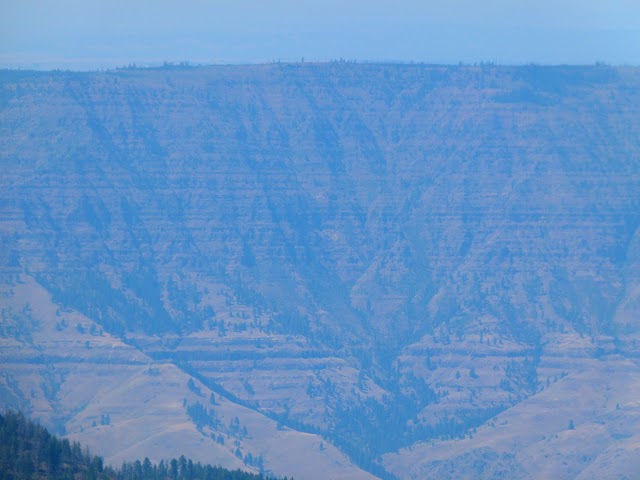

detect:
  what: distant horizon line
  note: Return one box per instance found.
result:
[2,58,638,73]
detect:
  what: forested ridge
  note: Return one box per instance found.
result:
[0,411,286,480]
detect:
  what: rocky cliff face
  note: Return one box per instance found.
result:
[1,63,640,479]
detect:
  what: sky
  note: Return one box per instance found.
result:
[1,0,639,70]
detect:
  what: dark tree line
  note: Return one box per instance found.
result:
[0,410,105,480]
[117,456,279,480]
[0,411,288,480]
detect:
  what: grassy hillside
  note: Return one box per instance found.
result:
[0,410,286,480]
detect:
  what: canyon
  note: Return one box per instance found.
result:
[1,63,640,479]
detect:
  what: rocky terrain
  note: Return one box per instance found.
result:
[1,63,640,479]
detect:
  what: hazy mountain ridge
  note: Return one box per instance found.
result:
[1,63,640,479]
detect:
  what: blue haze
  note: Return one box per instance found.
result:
[1,0,640,69]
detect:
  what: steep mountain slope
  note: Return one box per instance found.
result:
[0,410,286,480]
[1,63,640,479]
[0,276,375,479]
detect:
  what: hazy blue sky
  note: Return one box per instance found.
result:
[1,0,639,69]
